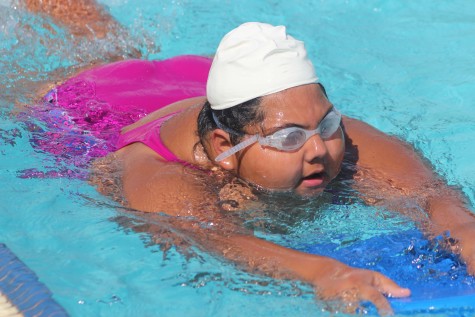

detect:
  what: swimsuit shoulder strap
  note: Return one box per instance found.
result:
[116,111,184,163]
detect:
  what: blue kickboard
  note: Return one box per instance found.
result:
[299,229,475,314]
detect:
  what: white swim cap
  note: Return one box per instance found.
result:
[207,22,318,110]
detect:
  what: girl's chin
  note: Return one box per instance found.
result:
[294,186,326,197]
[252,182,327,197]
[238,176,328,197]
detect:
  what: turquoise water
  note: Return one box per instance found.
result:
[1,0,475,316]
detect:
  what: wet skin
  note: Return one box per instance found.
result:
[226,84,345,196]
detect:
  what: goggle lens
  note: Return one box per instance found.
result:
[259,108,341,151]
[281,130,307,150]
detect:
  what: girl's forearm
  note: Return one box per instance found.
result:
[212,233,340,283]
[426,190,475,237]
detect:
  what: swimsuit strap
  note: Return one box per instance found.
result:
[116,111,184,163]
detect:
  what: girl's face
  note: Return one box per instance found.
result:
[234,84,345,196]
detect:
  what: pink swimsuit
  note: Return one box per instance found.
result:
[31,55,211,178]
[115,111,183,162]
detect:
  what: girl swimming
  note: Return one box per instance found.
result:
[23,1,475,313]
[89,22,475,314]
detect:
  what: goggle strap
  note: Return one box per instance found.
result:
[215,135,259,162]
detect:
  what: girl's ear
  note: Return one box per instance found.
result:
[209,129,238,171]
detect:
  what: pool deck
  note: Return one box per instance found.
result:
[0,292,23,316]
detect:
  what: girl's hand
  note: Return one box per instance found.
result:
[448,222,475,275]
[313,262,411,315]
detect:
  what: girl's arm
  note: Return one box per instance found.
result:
[178,223,409,316]
[23,0,119,38]
[343,116,475,273]
[96,145,410,315]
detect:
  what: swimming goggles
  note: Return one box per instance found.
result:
[214,108,342,162]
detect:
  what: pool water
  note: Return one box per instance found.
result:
[1,0,475,316]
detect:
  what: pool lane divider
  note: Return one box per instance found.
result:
[0,243,68,317]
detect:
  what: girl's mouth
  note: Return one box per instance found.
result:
[301,172,325,188]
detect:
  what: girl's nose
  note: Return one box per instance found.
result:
[303,133,328,163]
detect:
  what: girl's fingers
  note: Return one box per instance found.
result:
[373,272,411,298]
[461,252,475,276]
[359,286,394,316]
[315,269,411,315]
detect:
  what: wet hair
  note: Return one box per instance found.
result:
[197,83,329,146]
[197,97,264,145]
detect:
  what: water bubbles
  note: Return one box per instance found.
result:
[97,294,123,306]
